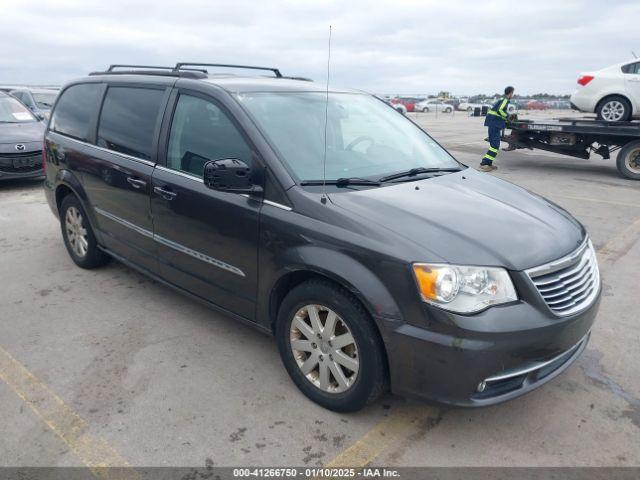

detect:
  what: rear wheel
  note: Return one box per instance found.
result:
[596,96,632,122]
[276,279,387,412]
[60,195,110,268]
[616,140,640,180]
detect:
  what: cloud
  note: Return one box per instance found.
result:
[0,0,636,94]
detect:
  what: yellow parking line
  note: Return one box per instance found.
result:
[324,405,437,468]
[0,346,137,480]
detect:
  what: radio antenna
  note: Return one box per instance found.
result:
[321,25,332,205]
[632,51,638,59]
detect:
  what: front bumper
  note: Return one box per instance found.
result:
[385,287,600,406]
[0,168,44,181]
[0,151,44,181]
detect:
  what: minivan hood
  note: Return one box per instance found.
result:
[0,121,45,145]
[330,169,585,271]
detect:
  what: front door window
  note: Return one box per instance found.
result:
[167,94,252,178]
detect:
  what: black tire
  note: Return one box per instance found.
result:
[616,140,640,180]
[60,195,110,269]
[422,107,429,113]
[276,279,387,412]
[596,95,632,122]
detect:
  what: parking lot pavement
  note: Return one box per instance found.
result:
[1,112,639,469]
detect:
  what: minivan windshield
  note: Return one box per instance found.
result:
[0,95,37,123]
[236,92,461,182]
[32,91,58,108]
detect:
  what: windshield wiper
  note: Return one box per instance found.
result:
[301,177,381,187]
[378,167,462,183]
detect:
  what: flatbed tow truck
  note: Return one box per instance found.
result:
[503,117,640,180]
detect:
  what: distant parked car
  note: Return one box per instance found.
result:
[0,91,45,181]
[377,96,407,114]
[524,100,549,110]
[570,59,640,121]
[390,97,424,113]
[444,99,460,110]
[8,87,59,120]
[414,99,453,113]
[458,101,491,112]
[391,102,407,114]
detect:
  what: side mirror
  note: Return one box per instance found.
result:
[203,158,263,194]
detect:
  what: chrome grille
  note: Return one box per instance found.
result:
[526,239,600,316]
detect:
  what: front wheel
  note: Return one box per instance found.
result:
[597,96,631,122]
[616,140,640,180]
[276,279,387,412]
[422,107,429,113]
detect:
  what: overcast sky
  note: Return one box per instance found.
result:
[0,0,637,95]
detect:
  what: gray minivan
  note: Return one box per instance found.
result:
[43,64,601,411]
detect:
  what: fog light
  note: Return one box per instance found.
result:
[477,381,487,393]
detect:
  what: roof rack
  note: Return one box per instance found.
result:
[89,63,288,80]
[174,62,282,78]
[107,64,174,72]
[89,64,208,79]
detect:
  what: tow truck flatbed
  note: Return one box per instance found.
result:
[504,117,640,180]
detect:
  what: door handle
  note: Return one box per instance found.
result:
[126,177,147,189]
[153,186,177,200]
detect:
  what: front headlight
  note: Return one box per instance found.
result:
[412,263,517,314]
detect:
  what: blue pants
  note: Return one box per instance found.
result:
[481,126,501,165]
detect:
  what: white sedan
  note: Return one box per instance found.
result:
[414,99,454,113]
[570,59,640,121]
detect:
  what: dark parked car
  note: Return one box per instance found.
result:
[43,63,601,412]
[0,91,45,181]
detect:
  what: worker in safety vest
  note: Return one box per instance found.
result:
[480,86,514,172]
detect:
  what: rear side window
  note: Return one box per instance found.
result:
[50,83,102,141]
[97,87,164,161]
[622,62,640,74]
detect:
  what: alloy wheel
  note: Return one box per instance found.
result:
[65,206,88,257]
[289,304,359,393]
[601,100,625,121]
